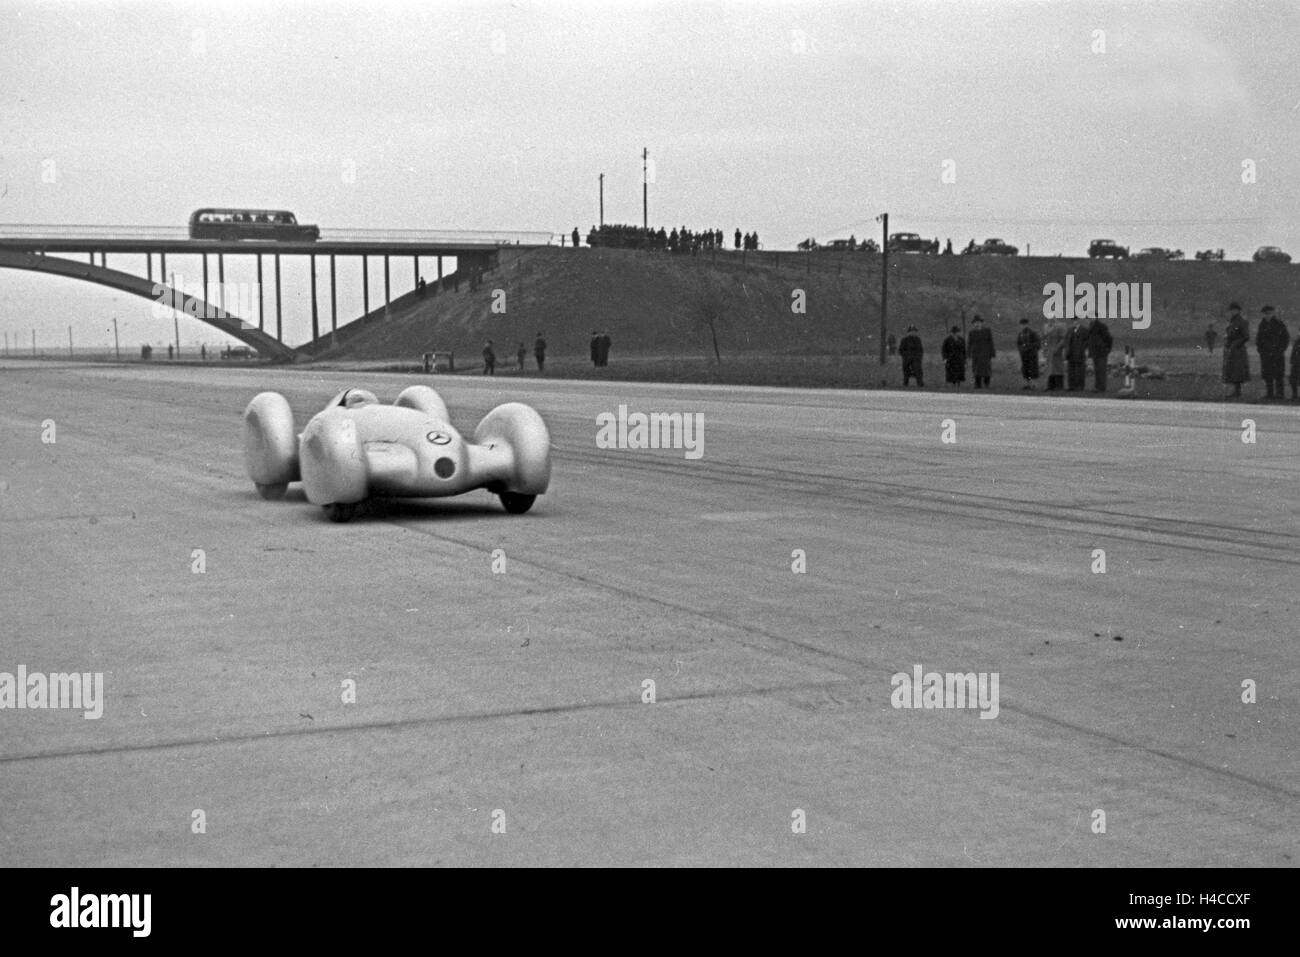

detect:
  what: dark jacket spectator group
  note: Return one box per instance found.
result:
[585,224,757,254]
[1220,302,1298,400]
[908,313,1112,392]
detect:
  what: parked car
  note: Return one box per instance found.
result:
[1133,247,1185,261]
[797,237,819,251]
[223,345,257,360]
[888,232,936,254]
[1088,239,1129,259]
[966,238,1019,256]
[1253,246,1292,264]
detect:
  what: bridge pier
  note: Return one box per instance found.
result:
[202,254,208,306]
[146,253,152,283]
[437,256,443,289]
[257,255,264,330]
[310,254,319,341]
[218,253,225,317]
[362,257,369,315]
[330,254,337,337]
[413,256,419,287]
[275,254,282,342]
[384,255,390,307]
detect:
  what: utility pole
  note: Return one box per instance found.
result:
[642,148,648,234]
[599,173,604,227]
[878,213,889,373]
[113,317,120,360]
[170,271,180,358]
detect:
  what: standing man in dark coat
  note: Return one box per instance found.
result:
[598,330,611,367]
[590,330,600,367]
[734,228,742,250]
[572,227,580,248]
[898,325,924,387]
[533,331,547,371]
[967,315,995,388]
[1085,315,1114,392]
[1205,322,1217,354]
[941,325,967,386]
[482,340,496,375]
[1064,316,1089,391]
[1255,305,1290,400]
[1222,302,1250,398]
[1016,317,1041,389]
[516,341,527,370]
[1290,327,1300,401]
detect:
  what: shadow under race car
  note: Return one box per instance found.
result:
[242,386,551,522]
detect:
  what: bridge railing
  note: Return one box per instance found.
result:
[0,225,190,240]
[319,228,555,245]
[0,224,557,246]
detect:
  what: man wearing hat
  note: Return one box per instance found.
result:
[898,324,924,387]
[1255,305,1290,400]
[1221,302,1250,398]
[941,325,967,386]
[1016,318,1042,389]
[1085,313,1114,393]
[967,315,996,389]
[1064,313,1089,391]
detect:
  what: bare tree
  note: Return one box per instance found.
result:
[687,279,730,363]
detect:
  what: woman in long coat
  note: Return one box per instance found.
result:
[1043,318,1067,390]
[941,325,967,385]
[967,316,996,388]
[1222,304,1251,397]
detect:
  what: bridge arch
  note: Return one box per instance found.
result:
[0,249,296,360]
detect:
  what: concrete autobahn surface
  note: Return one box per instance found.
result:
[1,361,1296,866]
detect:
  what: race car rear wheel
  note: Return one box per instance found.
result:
[256,482,288,500]
[499,491,536,514]
[323,502,357,523]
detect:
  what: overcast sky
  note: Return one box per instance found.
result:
[2,0,1296,349]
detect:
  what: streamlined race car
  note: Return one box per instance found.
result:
[242,385,551,521]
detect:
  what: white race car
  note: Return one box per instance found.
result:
[242,385,551,521]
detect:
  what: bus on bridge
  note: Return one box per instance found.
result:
[189,208,320,242]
